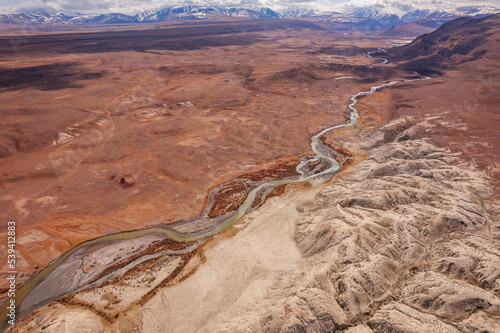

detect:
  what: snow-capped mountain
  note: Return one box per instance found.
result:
[279,9,318,18]
[0,6,284,25]
[339,0,499,16]
[0,12,140,25]
[73,13,138,24]
[0,12,72,25]
[0,4,498,31]
[456,6,500,15]
[352,8,401,27]
[400,10,457,23]
[348,5,498,29]
[134,6,280,22]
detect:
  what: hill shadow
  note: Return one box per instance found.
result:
[0,62,104,92]
[0,19,322,56]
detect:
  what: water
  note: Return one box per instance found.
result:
[0,64,427,332]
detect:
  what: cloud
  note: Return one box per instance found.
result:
[1,0,499,14]
[337,0,500,15]
[18,0,165,14]
[3,0,157,14]
[1,0,346,14]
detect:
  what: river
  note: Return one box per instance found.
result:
[0,52,428,331]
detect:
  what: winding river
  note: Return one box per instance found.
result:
[363,47,389,64]
[0,53,427,331]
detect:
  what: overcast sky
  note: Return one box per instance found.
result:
[0,0,499,15]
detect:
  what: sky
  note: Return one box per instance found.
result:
[0,0,498,15]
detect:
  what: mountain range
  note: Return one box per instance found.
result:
[0,5,498,33]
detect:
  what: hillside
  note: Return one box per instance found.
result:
[388,14,500,74]
[381,22,435,37]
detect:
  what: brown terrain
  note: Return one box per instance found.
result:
[381,22,435,37]
[1,14,500,333]
[0,19,404,300]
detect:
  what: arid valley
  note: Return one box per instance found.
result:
[0,9,499,333]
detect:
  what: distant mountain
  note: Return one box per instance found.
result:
[455,5,500,16]
[0,12,73,25]
[279,9,317,18]
[349,5,499,30]
[0,6,283,26]
[72,13,138,25]
[352,8,401,27]
[400,9,456,23]
[0,4,498,33]
[350,8,462,29]
[134,6,280,22]
[308,13,383,31]
[381,22,435,37]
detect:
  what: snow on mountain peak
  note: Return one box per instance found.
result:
[338,0,499,18]
[0,2,498,28]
